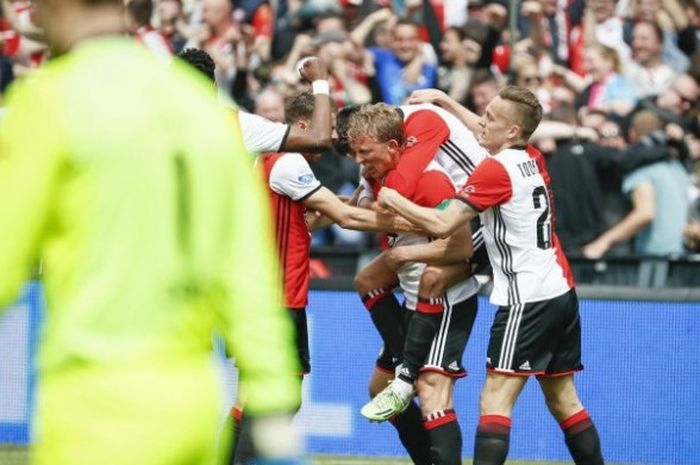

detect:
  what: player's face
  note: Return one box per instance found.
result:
[478,96,513,155]
[350,135,400,180]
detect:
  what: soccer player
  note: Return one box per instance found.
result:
[378,86,605,465]
[176,48,333,155]
[230,91,411,465]
[344,103,489,465]
[0,1,304,465]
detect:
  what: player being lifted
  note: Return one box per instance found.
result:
[378,86,605,465]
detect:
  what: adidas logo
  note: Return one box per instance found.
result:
[448,361,460,371]
[400,366,411,377]
[519,360,531,370]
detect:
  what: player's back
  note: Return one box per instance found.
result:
[4,38,247,371]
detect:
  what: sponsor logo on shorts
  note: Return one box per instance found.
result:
[448,361,460,371]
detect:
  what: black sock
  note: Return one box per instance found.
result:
[231,413,255,465]
[362,289,405,364]
[399,296,446,383]
[390,400,432,465]
[424,409,462,465]
[473,415,511,465]
[560,410,604,465]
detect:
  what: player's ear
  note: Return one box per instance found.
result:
[506,123,521,142]
[297,120,309,130]
[386,139,401,154]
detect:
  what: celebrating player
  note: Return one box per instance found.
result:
[378,86,605,465]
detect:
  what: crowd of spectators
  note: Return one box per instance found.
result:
[2,0,700,258]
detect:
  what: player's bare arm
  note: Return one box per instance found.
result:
[283,58,333,152]
[304,186,415,233]
[385,222,474,271]
[378,187,476,238]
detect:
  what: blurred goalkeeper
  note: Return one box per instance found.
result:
[0,1,303,465]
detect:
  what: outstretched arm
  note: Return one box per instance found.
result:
[304,186,415,233]
[378,187,476,238]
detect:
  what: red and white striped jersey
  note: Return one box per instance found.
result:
[456,145,574,306]
[260,152,321,309]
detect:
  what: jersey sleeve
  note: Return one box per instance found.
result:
[269,153,322,201]
[238,110,290,154]
[0,76,62,307]
[455,157,512,212]
[384,109,450,199]
[413,170,456,208]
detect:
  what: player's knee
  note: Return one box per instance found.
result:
[479,380,514,416]
[419,267,447,298]
[353,270,373,295]
[543,388,583,419]
[417,373,452,414]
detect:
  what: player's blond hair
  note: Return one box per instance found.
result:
[499,85,543,139]
[346,103,405,146]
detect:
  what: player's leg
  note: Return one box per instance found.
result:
[401,264,468,384]
[415,295,478,465]
[473,372,527,465]
[538,290,603,465]
[538,375,603,465]
[369,361,432,465]
[417,373,461,465]
[354,252,403,364]
[362,266,468,421]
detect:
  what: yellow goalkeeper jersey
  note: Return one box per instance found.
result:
[0,37,300,416]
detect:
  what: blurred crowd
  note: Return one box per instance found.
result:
[2,0,700,258]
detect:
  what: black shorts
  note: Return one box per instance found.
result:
[288,308,311,375]
[376,295,478,378]
[486,289,583,377]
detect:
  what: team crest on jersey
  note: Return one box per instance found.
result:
[462,185,475,195]
[298,173,315,184]
[405,136,418,147]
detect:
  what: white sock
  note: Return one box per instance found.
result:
[392,377,414,397]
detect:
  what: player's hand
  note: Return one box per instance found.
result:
[298,56,328,82]
[408,88,448,106]
[582,238,610,259]
[251,413,306,463]
[377,187,400,210]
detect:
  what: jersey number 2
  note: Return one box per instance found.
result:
[531,186,551,250]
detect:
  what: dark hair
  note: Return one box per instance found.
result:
[126,0,153,27]
[177,48,216,83]
[471,68,498,87]
[334,105,362,155]
[284,90,315,124]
